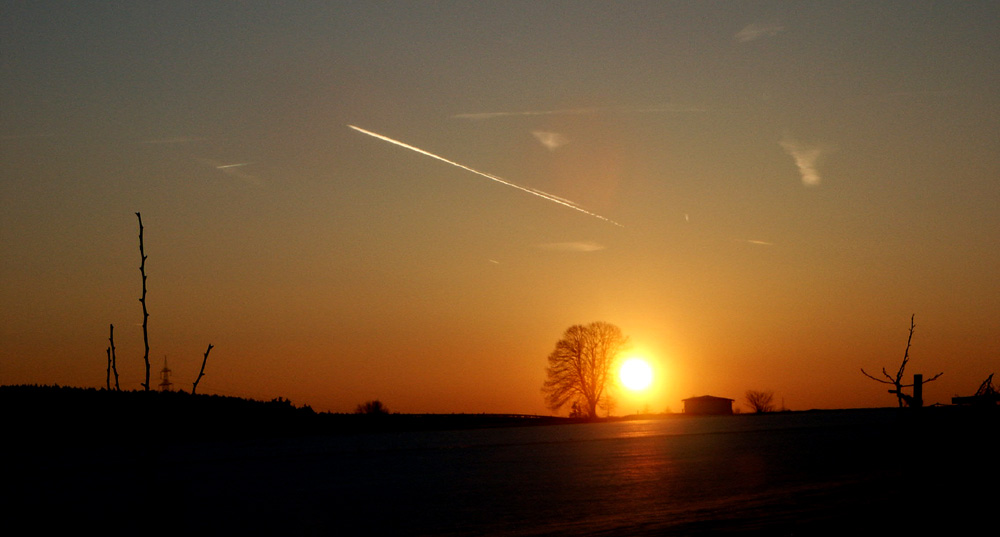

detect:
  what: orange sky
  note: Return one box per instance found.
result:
[2,2,997,414]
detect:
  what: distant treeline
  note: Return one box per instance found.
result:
[1,385,576,446]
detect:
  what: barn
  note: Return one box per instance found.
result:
[682,395,734,415]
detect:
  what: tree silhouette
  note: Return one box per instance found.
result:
[745,390,775,413]
[861,314,943,407]
[355,400,390,415]
[542,321,629,419]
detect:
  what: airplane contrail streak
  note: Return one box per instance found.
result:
[348,125,623,227]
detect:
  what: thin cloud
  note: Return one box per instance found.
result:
[452,107,600,120]
[735,22,785,43]
[138,136,210,144]
[735,239,775,246]
[532,131,569,151]
[1,133,59,140]
[535,241,607,252]
[451,104,705,120]
[779,138,827,187]
[198,158,263,186]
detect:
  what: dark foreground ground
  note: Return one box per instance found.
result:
[1,384,580,437]
[3,385,997,536]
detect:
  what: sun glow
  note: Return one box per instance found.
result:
[619,358,653,391]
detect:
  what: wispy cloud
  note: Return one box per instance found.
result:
[198,158,263,186]
[452,107,600,120]
[532,131,569,151]
[735,22,785,43]
[451,104,705,120]
[535,241,607,252]
[779,138,828,187]
[734,238,775,246]
[1,133,59,140]
[138,136,210,145]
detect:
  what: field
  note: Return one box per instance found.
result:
[4,386,996,535]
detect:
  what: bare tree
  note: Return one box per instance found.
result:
[745,390,775,413]
[600,395,617,418]
[542,321,629,419]
[105,214,217,393]
[136,212,151,391]
[862,315,943,407]
[191,343,214,395]
[355,400,390,415]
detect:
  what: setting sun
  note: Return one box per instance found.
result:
[619,358,654,391]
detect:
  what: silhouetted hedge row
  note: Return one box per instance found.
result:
[2,385,575,447]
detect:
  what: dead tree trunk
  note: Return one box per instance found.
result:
[136,212,151,391]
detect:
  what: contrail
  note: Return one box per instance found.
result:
[348,125,623,227]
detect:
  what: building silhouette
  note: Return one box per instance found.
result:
[682,395,734,415]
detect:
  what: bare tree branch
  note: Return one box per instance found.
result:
[136,212,151,391]
[860,367,894,384]
[192,343,214,395]
[894,314,916,386]
[898,371,944,387]
[108,323,120,391]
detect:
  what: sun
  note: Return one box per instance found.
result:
[619,358,653,391]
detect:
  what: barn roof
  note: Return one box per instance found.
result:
[682,395,735,402]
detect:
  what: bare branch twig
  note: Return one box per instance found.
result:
[109,323,120,391]
[900,371,944,387]
[861,367,893,384]
[106,347,112,390]
[192,343,214,395]
[894,314,916,385]
[861,315,939,407]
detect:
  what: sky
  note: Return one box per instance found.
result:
[2,1,998,414]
